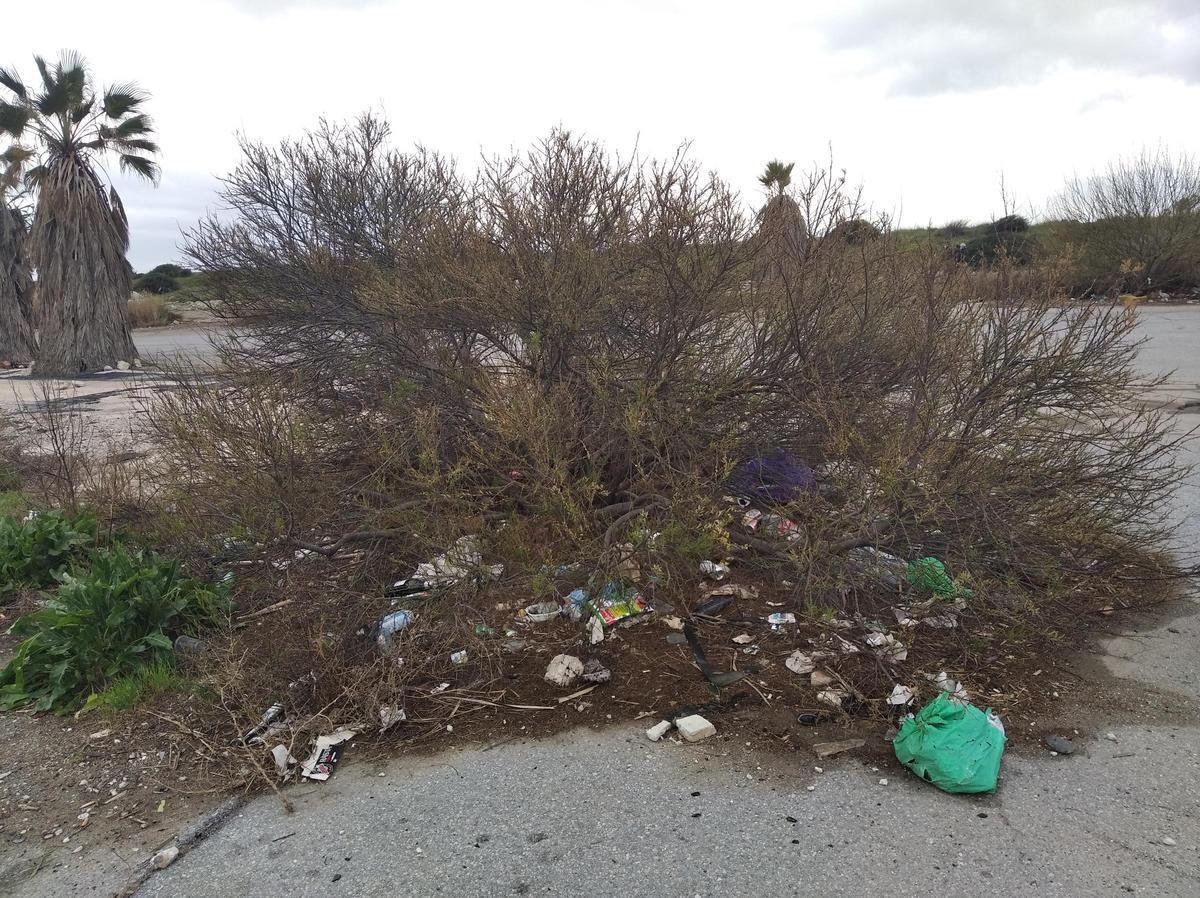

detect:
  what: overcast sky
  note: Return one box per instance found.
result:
[4,0,1198,270]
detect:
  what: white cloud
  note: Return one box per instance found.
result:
[114,171,224,271]
[220,0,385,11]
[820,0,1200,95]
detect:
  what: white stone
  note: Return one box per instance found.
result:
[116,360,131,371]
[675,714,716,743]
[1162,836,1177,846]
[152,846,179,869]
[645,720,673,742]
[544,654,583,687]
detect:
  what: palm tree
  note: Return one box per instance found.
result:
[755,160,806,276]
[758,159,794,196]
[0,148,35,366]
[0,53,159,375]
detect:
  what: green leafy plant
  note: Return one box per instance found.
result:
[0,545,228,712]
[0,508,96,594]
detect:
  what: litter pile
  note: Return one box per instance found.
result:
[226,465,1015,793]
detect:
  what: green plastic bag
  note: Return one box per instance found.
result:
[906,557,974,598]
[893,693,1005,793]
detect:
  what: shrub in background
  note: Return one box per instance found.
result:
[992,214,1030,233]
[936,219,970,237]
[964,230,1040,268]
[128,293,179,327]
[134,270,178,294]
[1053,148,1200,293]
[147,263,192,279]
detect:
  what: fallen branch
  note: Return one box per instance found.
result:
[605,497,669,546]
[240,598,293,620]
[292,529,411,557]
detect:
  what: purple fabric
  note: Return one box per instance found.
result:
[729,451,815,505]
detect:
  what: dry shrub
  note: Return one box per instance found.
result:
[149,117,1191,733]
[127,293,179,328]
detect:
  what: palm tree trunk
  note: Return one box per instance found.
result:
[32,158,138,376]
[0,205,36,366]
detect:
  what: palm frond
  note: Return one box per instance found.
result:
[758,160,795,193]
[0,101,31,138]
[1,144,34,170]
[118,153,159,183]
[58,53,88,108]
[35,74,73,117]
[0,66,26,99]
[112,137,159,155]
[70,96,95,124]
[110,113,153,138]
[1,144,33,163]
[33,56,53,92]
[22,164,47,189]
[103,82,148,119]
[1,144,33,192]
[58,50,87,75]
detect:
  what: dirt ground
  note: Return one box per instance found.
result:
[4,546,1189,896]
[0,591,230,894]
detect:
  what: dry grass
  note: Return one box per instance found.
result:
[127,293,179,328]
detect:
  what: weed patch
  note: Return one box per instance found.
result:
[0,509,97,596]
[81,661,198,714]
[0,545,229,712]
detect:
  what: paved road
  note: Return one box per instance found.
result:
[129,315,1200,897]
[128,304,1200,389]
[133,323,229,366]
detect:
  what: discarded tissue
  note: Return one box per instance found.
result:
[413,536,503,588]
[864,632,908,663]
[888,684,915,705]
[785,650,816,675]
